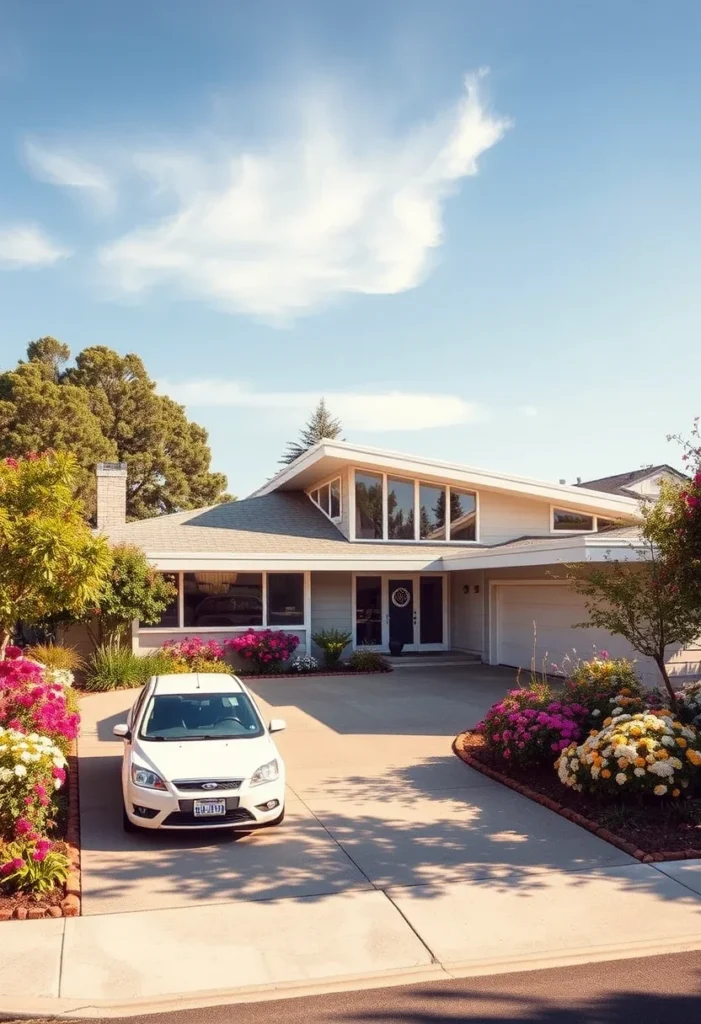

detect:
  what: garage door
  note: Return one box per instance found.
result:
[495,584,647,680]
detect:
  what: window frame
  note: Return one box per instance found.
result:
[550,506,617,534]
[307,475,343,523]
[350,469,480,544]
[138,570,310,632]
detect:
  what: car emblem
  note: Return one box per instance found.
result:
[202,782,218,790]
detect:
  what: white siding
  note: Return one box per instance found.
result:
[449,570,485,654]
[478,490,552,545]
[310,571,353,655]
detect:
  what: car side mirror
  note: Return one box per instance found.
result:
[113,723,131,740]
[269,719,286,734]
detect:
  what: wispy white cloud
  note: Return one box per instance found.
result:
[97,72,509,320]
[159,379,482,431]
[519,405,538,417]
[0,224,71,268]
[24,139,116,211]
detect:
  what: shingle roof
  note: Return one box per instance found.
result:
[102,491,470,556]
[575,464,684,498]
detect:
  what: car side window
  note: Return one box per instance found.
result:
[128,685,150,730]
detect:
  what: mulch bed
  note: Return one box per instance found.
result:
[0,744,81,921]
[455,730,701,863]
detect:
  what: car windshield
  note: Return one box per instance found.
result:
[139,692,264,741]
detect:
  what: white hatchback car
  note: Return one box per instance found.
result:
[113,673,286,832]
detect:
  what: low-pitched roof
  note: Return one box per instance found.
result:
[575,464,684,498]
[102,491,470,557]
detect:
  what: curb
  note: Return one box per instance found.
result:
[453,731,701,864]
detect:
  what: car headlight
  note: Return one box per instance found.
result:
[250,759,279,787]
[131,764,167,790]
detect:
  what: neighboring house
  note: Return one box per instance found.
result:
[73,445,698,686]
[575,464,688,501]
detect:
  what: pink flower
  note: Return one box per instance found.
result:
[14,818,33,836]
[4,645,22,660]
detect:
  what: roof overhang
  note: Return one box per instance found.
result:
[249,440,641,517]
[145,535,647,574]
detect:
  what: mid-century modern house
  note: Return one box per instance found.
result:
[85,445,697,685]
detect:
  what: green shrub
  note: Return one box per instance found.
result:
[0,839,70,897]
[347,650,391,673]
[83,648,175,692]
[25,644,84,673]
[312,629,352,668]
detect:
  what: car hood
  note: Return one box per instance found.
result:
[133,734,281,782]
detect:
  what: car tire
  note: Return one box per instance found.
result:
[122,805,139,833]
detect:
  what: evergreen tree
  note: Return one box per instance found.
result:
[0,341,229,519]
[280,398,343,464]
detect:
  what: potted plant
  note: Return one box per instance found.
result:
[388,639,404,656]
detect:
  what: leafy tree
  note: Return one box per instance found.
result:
[564,493,701,706]
[0,452,111,656]
[0,341,229,519]
[280,398,343,464]
[85,544,178,650]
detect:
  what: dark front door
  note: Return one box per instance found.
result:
[388,578,415,648]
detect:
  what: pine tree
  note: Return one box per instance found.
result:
[280,398,343,464]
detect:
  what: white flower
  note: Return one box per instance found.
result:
[661,735,675,747]
[612,707,623,717]
[648,761,674,778]
[592,709,601,717]
[54,779,62,791]
[615,773,627,785]
[670,757,683,770]
[634,767,646,777]
[614,745,637,762]
[20,750,32,762]
[0,767,13,783]
[14,764,27,777]
[653,784,668,796]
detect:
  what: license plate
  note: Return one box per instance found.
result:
[193,798,226,817]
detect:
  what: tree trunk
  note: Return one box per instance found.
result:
[0,629,10,659]
[653,654,677,711]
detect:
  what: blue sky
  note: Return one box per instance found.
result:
[0,1,699,497]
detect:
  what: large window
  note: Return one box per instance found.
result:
[140,571,307,630]
[355,472,384,539]
[387,478,415,540]
[419,484,446,540]
[310,478,341,521]
[449,490,477,541]
[355,576,382,646]
[267,573,305,626]
[353,470,477,543]
[184,572,263,627]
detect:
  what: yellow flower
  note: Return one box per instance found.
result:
[629,726,642,738]
[601,769,612,779]
[655,749,669,760]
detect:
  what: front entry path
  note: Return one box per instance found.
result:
[5,666,701,1014]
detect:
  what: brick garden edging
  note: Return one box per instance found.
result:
[4,740,81,921]
[453,730,701,865]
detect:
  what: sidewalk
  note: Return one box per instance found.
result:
[3,860,701,1018]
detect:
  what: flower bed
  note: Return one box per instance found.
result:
[455,653,701,862]
[0,648,81,919]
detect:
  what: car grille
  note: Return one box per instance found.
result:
[164,808,255,827]
[173,779,242,792]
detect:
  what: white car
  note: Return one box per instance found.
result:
[113,673,286,832]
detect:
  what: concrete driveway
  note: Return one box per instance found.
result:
[77,664,632,915]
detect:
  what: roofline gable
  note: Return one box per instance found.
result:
[248,440,641,516]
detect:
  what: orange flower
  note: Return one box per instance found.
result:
[678,738,688,748]
[634,757,646,768]
[601,769,612,779]
[672,789,681,798]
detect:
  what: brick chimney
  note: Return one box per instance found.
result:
[96,462,127,530]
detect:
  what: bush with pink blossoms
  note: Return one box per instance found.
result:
[225,630,300,673]
[0,654,80,757]
[475,685,587,767]
[161,636,226,666]
[0,727,67,838]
